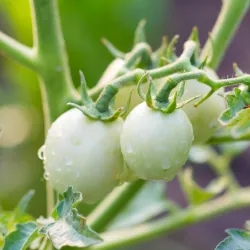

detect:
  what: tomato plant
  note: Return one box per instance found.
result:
[1,1,250,250]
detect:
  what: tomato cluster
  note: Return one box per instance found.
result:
[43,68,225,203]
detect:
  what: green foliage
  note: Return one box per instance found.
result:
[108,181,175,230]
[40,187,102,249]
[179,168,228,205]
[0,191,35,248]
[219,88,250,139]
[215,229,250,250]
[3,222,38,250]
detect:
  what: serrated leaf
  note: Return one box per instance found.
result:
[219,88,250,139]
[215,229,250,250]
[3,222,38,250]
[107,181,174,230]
[40,187,102,249]
[219,88,246,126]
[179,168,227,205]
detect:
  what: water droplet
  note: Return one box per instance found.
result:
[38,145,46,160]
[161,161,170,170]
[56,167,62,172]
[71,138,81,145]
[65,158,72,166]
[75,172,80,178]
[126,144,133,154]
[55,131,62,138]
[43,170,50,180]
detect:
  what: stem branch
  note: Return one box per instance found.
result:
[201,0,250,69]
[0,31,37,70]
[90,187,250,250]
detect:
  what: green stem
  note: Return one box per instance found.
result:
[30,0,79,124]
[90,187,250,250]
[201,0,250,69]
[207,149,239,191]
[0,31,37,71]
[30,0,79,217]
[88,180,145,232]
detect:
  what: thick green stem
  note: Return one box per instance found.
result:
[88,180,145,232]
[89,187,250,250]
[31,0,79,124]
[201,0,250,69]
[30,0,79,218]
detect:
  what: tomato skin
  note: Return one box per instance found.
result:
[179,69,226,144]
[120,102,193,180]
[44,108,125,204]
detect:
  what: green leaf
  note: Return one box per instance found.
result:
[179,168,228,205]
[14,190,35,221]
[219,88,250,139]
[40,187,102,249]
[215,229,250,250]
[0,190,35,248]
[3,222,38,250]
[219,88,246,126]
[107,181,176,230]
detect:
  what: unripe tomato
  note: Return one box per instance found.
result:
[120,102,193,180]
[179,68,226,144]
[44,108,125,204]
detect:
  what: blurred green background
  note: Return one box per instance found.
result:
[1,1,250,250]
[0,0,169,214]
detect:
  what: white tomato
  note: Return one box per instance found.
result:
[44,108,125,204]
[120,102,193,180]
[179,68,226,144]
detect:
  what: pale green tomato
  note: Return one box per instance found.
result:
[44,108,125,204]
[120,102,193,180]
[179,68,226,144]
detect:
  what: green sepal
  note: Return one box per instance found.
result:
[137,72,148,101]
[194,89,214,107]
[206,33,215,65]
[145,74,154,108]
[215,229,250,250]
[79,71,93,105]
[177,95,201,109]
[134,19,147,45]
[119,89,133,117]
[67,102,124,122]
[188,27,201,66]
[233,63,244,77]
[101,38,125,59]
[179,168,228,206]
[160,90,177,113]
[152,36,168,67]
[198,56,208,69]
[167,35,179,62]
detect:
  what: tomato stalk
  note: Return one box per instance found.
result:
[88,187,250,250]
[88,180,145,232]
[201,0,250,69]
